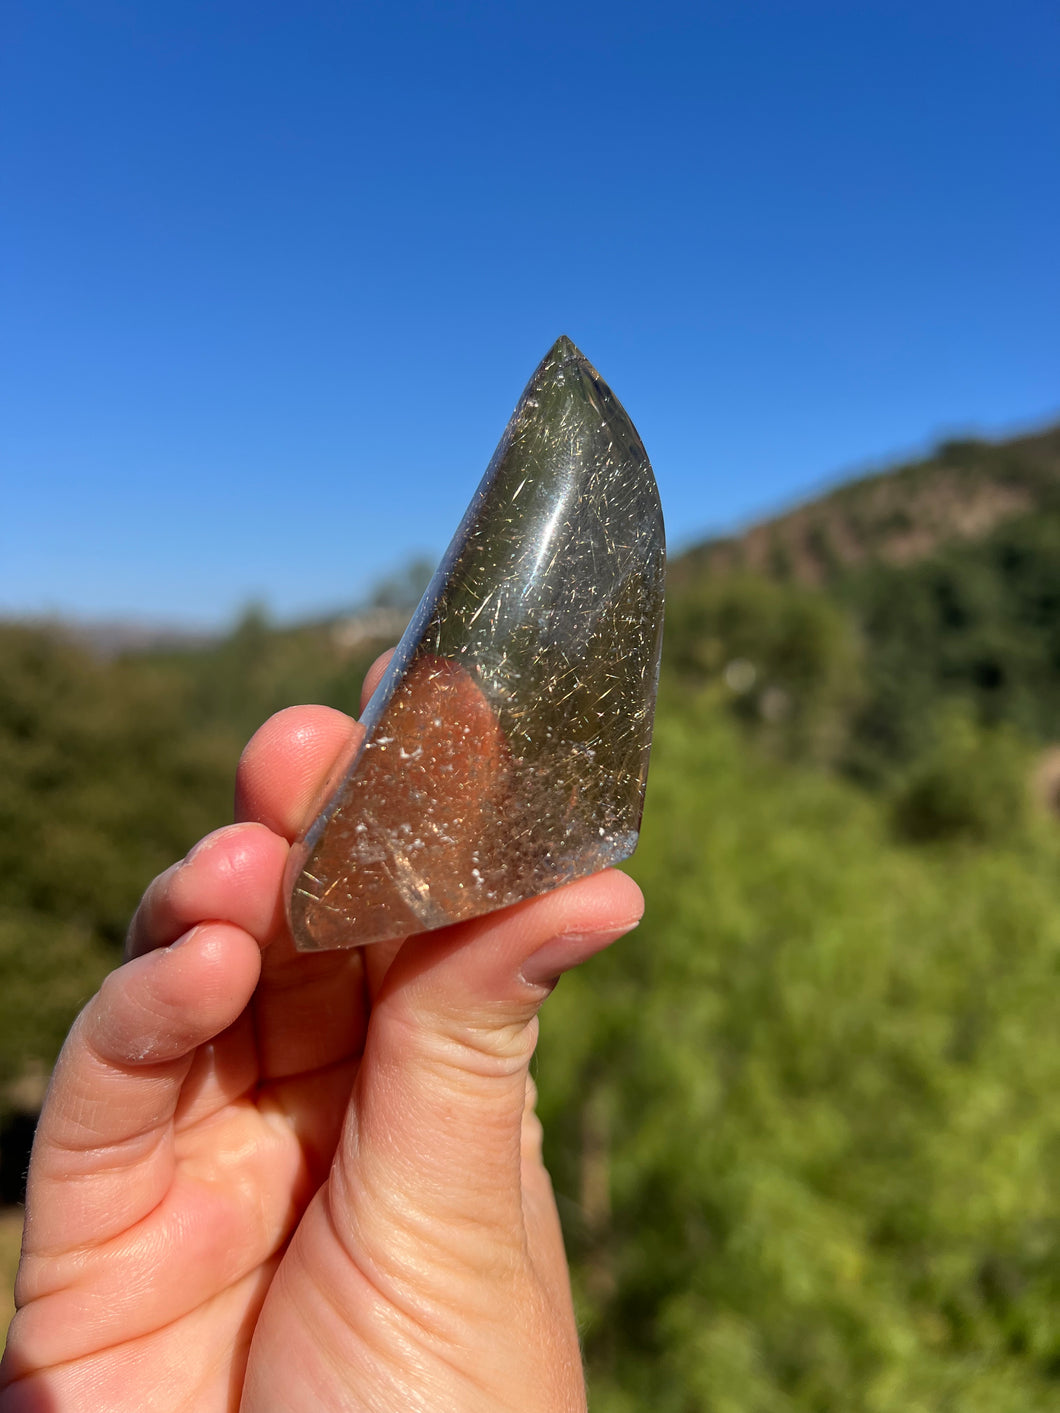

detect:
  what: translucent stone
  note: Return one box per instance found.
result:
[286,335,665,950]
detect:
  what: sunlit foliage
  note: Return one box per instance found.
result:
[542,695,1060,1410]
[4,486,1060,1401]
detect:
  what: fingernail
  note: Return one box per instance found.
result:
[166,924,203,953]
[520,919,641,990]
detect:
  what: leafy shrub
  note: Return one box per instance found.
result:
[539,697,1060,1410]
[890,710,1032,844]
[665,575,862,762]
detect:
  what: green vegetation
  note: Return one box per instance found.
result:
[5,422,1060,1397]
[0,1212,21,1338]
[542,695,1060,1409]
[0,615,382,1094]
[836,512,1060,778]
[663,574,862,764]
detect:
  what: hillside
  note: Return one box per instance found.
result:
[6,420,1060,1403]
[670,421,1060,588]
[663,419,1060,780]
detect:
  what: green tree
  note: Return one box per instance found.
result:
[538,695,1060,1410]
[664,575,862,762]
[890,708,1032,845]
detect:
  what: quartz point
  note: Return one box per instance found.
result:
[286,335,665,950]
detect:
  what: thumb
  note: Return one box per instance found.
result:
[329,869,642,1256]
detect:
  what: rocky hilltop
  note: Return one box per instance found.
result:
[671,421,1060,587]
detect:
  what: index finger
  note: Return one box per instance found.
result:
[230,705,367,1079]
[234,652,395,839]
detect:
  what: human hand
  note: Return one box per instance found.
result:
[1,657,643,1412]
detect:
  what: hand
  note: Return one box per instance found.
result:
[1,659,643,1412]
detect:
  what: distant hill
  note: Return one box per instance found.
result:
[663,418,1060,781]
[670,421,1060,588]
[1,616,219,660]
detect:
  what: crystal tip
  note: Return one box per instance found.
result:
[548,333,585,365]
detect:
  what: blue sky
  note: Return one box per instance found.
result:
[3,0,1058,629]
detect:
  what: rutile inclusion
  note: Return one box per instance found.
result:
[286,335,665,950]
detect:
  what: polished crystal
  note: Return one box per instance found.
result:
[286,335,665,950]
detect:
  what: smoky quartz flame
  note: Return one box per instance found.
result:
[286,335,665,950]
